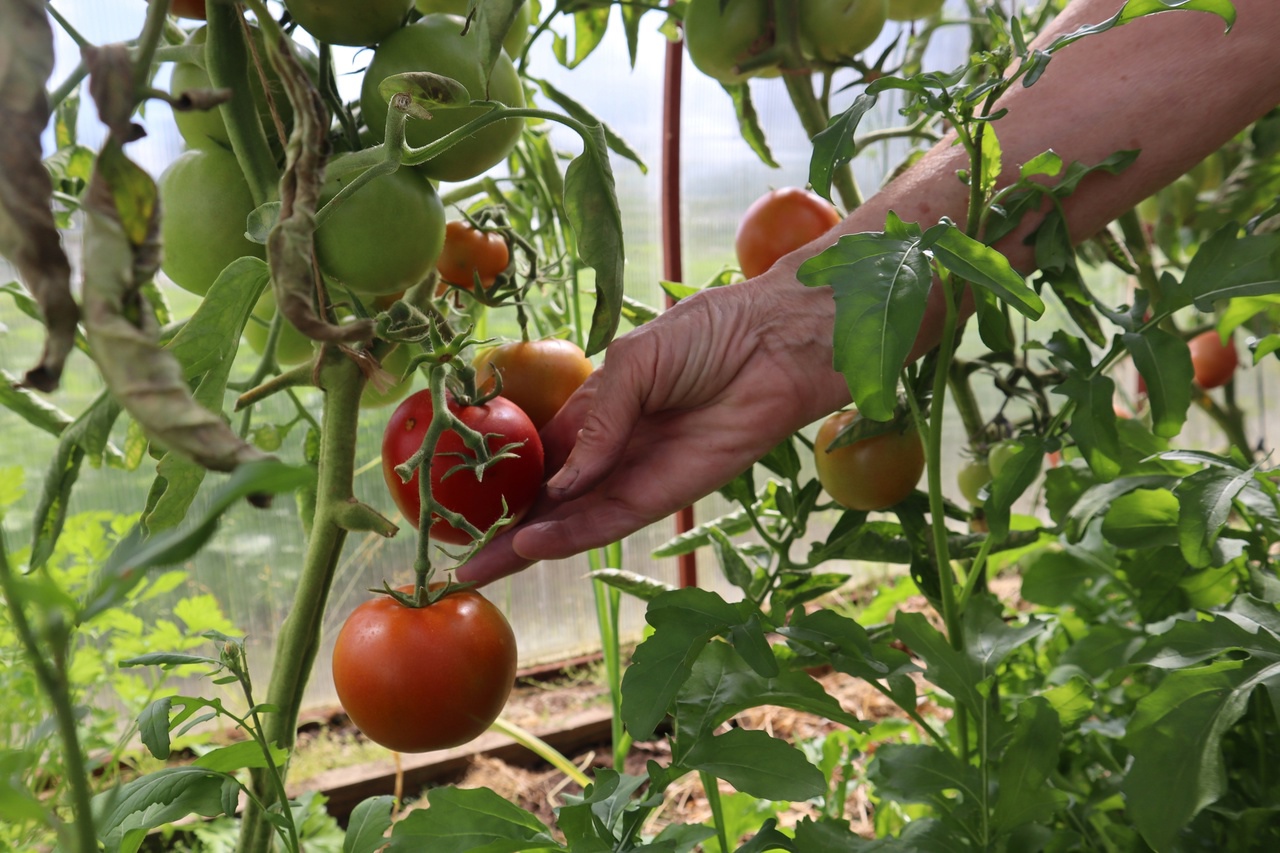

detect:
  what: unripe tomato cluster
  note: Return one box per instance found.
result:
[682,0,942,85]
[157,4,531,373]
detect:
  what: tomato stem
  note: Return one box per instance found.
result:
[236,349,370,853]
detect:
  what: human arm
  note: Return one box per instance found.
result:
[458,0,1280,585]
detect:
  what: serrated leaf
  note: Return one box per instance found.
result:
[564,123,624,355]
[809,94,876,203]
[1123,328,1193,438]
[387,786,561,851]
[683,728,825,802]
[720,81,777,169]
[928,223,1044,318]
[796,224,932,421]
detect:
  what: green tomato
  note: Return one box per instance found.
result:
[886,0,945,21]
[800,0,888,63]
[986,439,1020,479]
[314,156,446,296]
[360,14,526,182]
[957,459,992,507]
[244,290,316,366]
[413,0,532,58]
[683,0,777,85]
[158,147,265,296]
[284,0,412,46]
[361,343,418,408]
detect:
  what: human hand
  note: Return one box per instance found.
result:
[456,275,851,585]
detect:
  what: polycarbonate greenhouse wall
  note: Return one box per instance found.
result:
[4,1,1278,715]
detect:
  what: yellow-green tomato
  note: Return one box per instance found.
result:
[957,459,992,507]
[360,14,526,182]
[683,0,776,85]
[244,290,315,366]
[986,439,1020,479]
[314,156,446,296]
[158,147,265,296]
[413,0,532,58]
[361,343,418,408]
[800,0,888,63]
[886,0,945,22]
[284,0,412,46]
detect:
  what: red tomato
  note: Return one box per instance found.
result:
[436,221,511,290]
[1188,329,1239,389]
[814,410,925,512]
[331,585,517,752]
[735,187,841,279]
[382,391,544,544]
[473,339,593,430]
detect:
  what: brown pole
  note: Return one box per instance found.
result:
[661,11,697,589]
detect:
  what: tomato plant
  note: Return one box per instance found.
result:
[157,147,265,296]
[1188,329,1239,389]
[682,0,776,85]
[473,338,593,430]
[381,390,544,544]
[413,0,532,57]
[814,410,925,512]
[360,14,526,181]
[314,156,446,296]
[735,187,842,279]
[799,0,888,63]
[331,585,517,753]
[436,220,510,290]
[283,0,411,47]
[957,458,991,506]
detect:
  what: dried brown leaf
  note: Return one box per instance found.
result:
[0,0,78,391]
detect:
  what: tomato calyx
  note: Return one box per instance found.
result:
[821,404,916,454]
[373,576,474,609]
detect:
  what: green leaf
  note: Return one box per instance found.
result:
[1123,657,1280,851]
[1101,488,1180,549]
[809,94,876,204]
[683,728,825,802]
[893,612,985,715]
[652,506,754,557]
[388,785,562,851]
[1167,225,1280,312]
[1019,545,1108,607]
[719,81,778,169]
[193,739,288,773]
[1054,373,1123,481]
[620,588,742,739]
[344,795,395,853]
[984,436,1045,542]
[992,697,1066,833]
[587,568,676,602]
[868,743,982,806]
[1123,328,1193,438]
[926,223,1044,318]
[673,641,861,750]
[0,368,74,436]
[1176,466,1254,568]
[796,224,932,421]
[93,766,230,853]
[564,123,624,356]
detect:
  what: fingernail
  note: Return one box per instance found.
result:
[547,467,578,496]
